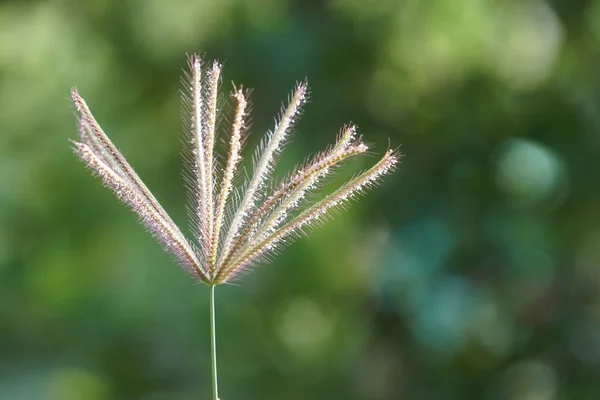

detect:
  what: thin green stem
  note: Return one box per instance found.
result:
[210,284,219,400]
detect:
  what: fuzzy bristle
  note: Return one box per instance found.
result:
[73,140,207,281]
[219,80,309,263]
[211,88,249,278]
[219,150,398,281]
[216,139,369,278]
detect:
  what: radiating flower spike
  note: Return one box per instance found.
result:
[211,86,250,279]
[71,53,398,400]
[218,149,399,282]
[70,137,208,282]
[219,80,309,262]
[72,55,397,285]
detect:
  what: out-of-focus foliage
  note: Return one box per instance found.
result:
[1,0,599,399]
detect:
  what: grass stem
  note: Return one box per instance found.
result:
[210,285,219,400]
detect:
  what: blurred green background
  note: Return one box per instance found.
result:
[1,0,600,399]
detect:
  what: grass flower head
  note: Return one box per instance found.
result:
[72,54,398,286]
[71,54,399,399]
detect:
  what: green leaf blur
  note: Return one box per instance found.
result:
[1,0,598,399]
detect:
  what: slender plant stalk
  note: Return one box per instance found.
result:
[70,54,399,399]
[210,285,219,400]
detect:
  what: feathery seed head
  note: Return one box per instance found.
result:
[71,54,399,285]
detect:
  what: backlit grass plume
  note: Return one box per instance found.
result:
[71,54,398,399]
